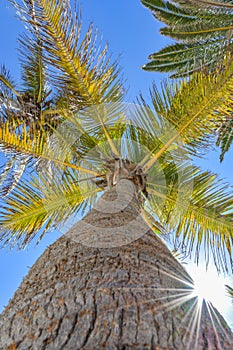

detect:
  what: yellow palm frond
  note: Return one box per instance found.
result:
[0,172,100,247]
[134,59,233,172]
[11,0,123,107]
[0,118,99,177]
[147,165,233,272]
[10,0,124,156]
[126,123,233,272]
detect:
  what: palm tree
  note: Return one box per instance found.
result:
[0,0,123,198]
[141,0,233,162]
[0,0,232,348]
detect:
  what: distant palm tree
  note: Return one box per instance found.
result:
[0,0,232,348]
[141,0,233,161]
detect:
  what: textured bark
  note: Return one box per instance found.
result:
[0,180,232,349]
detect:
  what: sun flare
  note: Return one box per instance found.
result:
[187,265,229,310]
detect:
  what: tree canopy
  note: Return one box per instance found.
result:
[0,0,232,274]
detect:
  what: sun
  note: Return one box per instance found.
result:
[187,264,229,310]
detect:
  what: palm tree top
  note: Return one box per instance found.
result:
[0,0,232,274]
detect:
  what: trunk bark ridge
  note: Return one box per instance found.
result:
[0,180,232,349]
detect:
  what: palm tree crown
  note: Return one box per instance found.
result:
[0,0,233,276]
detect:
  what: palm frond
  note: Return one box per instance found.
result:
[137,63,233,169]
[147,164,233,273]
[0,101,130,186]
[19,34,47,104]
[160,20,233,41]
[0,67,30,195]
[4,0,125,165]
[0,152,29,197]
[141,0,233,77]
[216,117,233,162]
[225,284,233,300]
[0,157,14,188]
[0,66,22,124]
[141,0,198,26]
[125,120,233,272]
[0,116,103,177]
[179,0,233,10]
[144,40,226,78]
[11,0,124,108]
[0,170,100,247]
[0,67,21,98]
[0,105,128,247]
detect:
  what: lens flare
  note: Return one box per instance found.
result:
[188,265,228,309]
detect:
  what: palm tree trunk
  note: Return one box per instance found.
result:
[0,179,232,349]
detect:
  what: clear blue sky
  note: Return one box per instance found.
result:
[0,0,232,327]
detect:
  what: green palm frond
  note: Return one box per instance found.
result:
[177,0,233,10]
[124,120,233,272]
[160,19,233,41]
[0,67,30,195]
[19,35,46,104]
[0,103,128,188]
[216,117,233,162]
[0,110,128,246]
[125,117,233,271]
[144,41,225,76]
[17,0,46,104]
[140,0,198,26]
[141,0,233,77]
